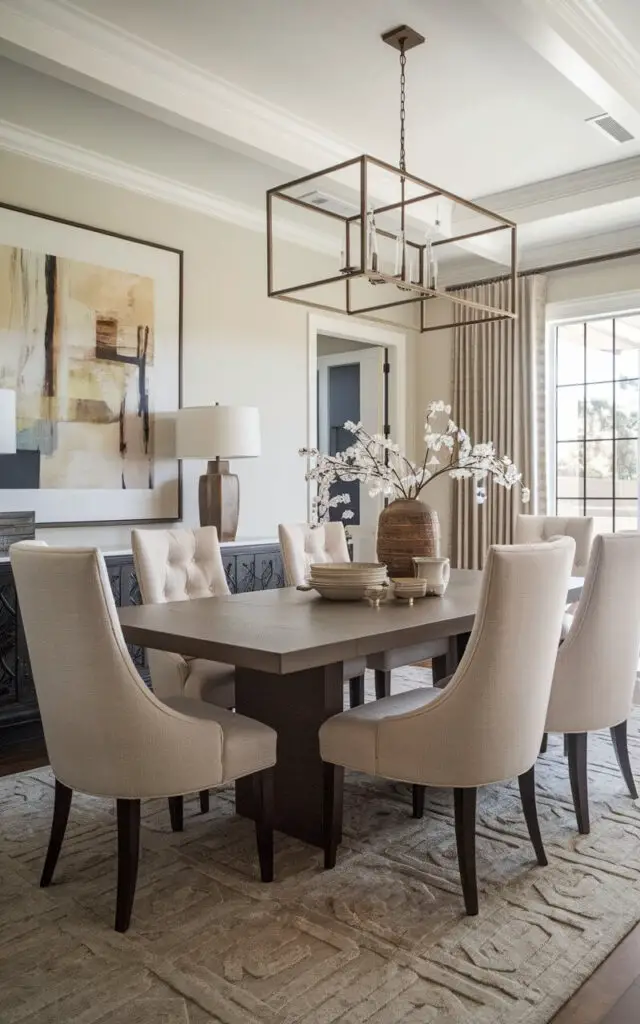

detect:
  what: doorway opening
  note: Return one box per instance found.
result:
[307,315,407,562]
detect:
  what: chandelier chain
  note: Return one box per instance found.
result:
[399,41,406,173]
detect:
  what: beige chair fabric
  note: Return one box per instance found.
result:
[515,514,594,575]
[278,522,366,684]
[320,537,575,788]
[10,542,276,799]
[546,533,640,735]
[131,527,234,707]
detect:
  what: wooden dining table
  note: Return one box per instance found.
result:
[119,569,584,848]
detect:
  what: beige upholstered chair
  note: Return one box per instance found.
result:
[544,532,640,834]
[278,521,447,702]
[11,542,276,933]
[278,522,367,707]
[320,537,575,916]
[132,527,235,710]
[515,515,593,575]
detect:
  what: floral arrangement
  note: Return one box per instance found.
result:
[300,400,530,523]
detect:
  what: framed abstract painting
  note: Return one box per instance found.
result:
[0,203,182,526]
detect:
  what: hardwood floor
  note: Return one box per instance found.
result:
[0,739,639,1022]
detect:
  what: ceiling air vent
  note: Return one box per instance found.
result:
[296,190,358,218]
[586,113,634,144]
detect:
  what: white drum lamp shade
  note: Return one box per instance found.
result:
[175,405,261,540]
[176,405,261,460]
[0,389,16,454]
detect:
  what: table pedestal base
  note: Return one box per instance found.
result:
[235,662,344,847]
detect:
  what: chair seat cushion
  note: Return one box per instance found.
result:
[162,696,277,782]
[320,686,442,778]
[184,659,235,707]
[366,638,448,672]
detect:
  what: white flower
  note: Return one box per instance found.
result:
[521,487,531,503]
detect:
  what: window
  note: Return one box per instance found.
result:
[554,314,640,533]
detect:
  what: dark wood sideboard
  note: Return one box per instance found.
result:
[0,541,285,748]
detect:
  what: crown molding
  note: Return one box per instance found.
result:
[0,120,336,256]
[0,0,356,174]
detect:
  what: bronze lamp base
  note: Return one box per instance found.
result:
[198,460,239,541]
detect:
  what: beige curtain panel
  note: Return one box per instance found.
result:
[451,275,547,569]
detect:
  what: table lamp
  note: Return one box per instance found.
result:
[0,389,16,454]
[176,404,261,540]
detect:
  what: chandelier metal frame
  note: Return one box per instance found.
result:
[266,26,518,333]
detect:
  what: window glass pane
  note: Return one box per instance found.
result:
[616,439,638,497]
[616,499,638,532]
[585,440,612,497]
[556,442,584,497]
[589,506,613,535]
[615,316,640,379]
[557,385,584,440]
[585,382,613,438]
[557,498,583,518]
[586,319,613,383]
[615,378,639,437]
[556,323,584,386]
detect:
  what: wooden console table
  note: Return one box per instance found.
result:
[0,539,284,747]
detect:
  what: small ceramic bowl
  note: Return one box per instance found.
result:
[392,577,427,604]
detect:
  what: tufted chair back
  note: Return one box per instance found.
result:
[546,532,640,734]
[10,542,228,798]
[132,527,230,605]
[515,514,593,575]
[278,522,350,587]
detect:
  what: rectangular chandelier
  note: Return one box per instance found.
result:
[266,153,517,333]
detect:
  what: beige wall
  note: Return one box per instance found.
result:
[0,150,334,547]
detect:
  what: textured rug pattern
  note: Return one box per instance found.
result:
[2,667,640,1023]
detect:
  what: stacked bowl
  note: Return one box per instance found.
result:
[306,562,388,602]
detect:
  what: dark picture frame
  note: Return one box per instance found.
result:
[0,201,183,527]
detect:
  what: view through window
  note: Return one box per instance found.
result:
[555,314,640,533]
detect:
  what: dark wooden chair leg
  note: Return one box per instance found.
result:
[199,790,210,814]
[539,733,548,755]
[349,675,365,708]
[40,779,73,888]
[453,787,478,916]
[115,799,140,933]
[432,654,447,687]
[518,765,548,866]
[611,720,638,799]
[374,670,391,700]
[322,762,344,869]
[168,795,184,832]
[412,784,425,819]
[567,733,590,834]
[564,734,569,757]
[252,767,274,882]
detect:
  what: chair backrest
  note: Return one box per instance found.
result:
[278,522,350,586]
[10,542,219,795]
[515,514,593,575]
[376,537,575,787]
[131,526,230,605]
[547,532,640,733]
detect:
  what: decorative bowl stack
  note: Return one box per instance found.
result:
[305,562,388,602]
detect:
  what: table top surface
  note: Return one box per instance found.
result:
[119,569,584,675]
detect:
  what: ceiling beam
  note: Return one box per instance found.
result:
[482,0,640,138]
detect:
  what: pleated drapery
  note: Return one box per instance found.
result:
[451,275,547,569]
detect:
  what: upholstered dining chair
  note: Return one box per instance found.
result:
[132,527,235,709]
[543,532,640,834]
[278,522,367,707]
[278,521,447,703]
[10,542,277,933]
[319,537,575,916]
[515,515,593,575]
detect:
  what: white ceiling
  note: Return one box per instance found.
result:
[2,0,640,277]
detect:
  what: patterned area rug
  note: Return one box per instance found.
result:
[2,666,640,1024]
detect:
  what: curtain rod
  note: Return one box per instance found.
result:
[447,243,640,292]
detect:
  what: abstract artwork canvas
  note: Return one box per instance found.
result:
[0,204,182,525]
